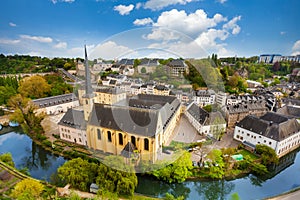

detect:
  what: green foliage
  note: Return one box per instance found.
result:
[11,178,44,200]
[18,75,51,99]
[8,94,45,135]
[42,140,52,147]
[202,104,212,112]
[0,153,15,167]
[44,73,73,96]
[96,156,137,196]
[151,151,193,183]
[255,144,279,165]
[0,76,19,105]
[57,157,98,191]
[141,67,147,73]
[229,192,240,200]
[164,193,185,200]
[134,59,141,68]
[250,162,268,176]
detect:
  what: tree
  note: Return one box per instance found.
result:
[141,67,147,73]
[8,94,45,135]
[255,144,279,165]
[57,158,98,191]
[11,178,44,200]
[152,151,193,183]
[96,156,137,196]
[0,153,15,167]
[18,75,50,99]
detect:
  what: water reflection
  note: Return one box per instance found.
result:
[194,180,234,200]
[0,130,66,181]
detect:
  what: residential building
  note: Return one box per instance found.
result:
[224,100,268,128]
[233,112,300,157]
[167,59,187,76]
[154,85,170,96]
[193,89,216,107]
[216,91,227,107]
[33,93,79,115]
[185,103,226,139]
[58,109,87,145]
[94,86,126,105]
[137,58,160,74]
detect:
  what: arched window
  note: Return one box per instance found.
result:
[85,99,88,105]
[97,129,101,140]
[144,138,149,151]
[119,133,123,145]
[107,131,112,142]
[131,136,136,146]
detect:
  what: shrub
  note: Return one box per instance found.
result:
[42,140,52,147]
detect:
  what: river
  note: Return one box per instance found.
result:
[0,129,299,199]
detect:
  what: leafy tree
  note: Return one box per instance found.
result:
[0,153,15,167]
[165,193,184,200]
[141,67,147,73]
[11,178,44,200]
[18,75,51,99]
[250,162,268,176]
[202,104,212,112]
[255,144,279,165]
[96,156,137,196]
[57,158,98,191]
[8,94,45,135]
[152,151,193,183]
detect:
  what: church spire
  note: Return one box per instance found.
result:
[84,44,93,96]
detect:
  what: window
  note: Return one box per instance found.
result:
[79,138,82,142]
[131,136,136,146]
[97,129,101,140]
[144,138,149,151]
[107,131,112,142]
[269,141,272,145]
[119,133,123,145]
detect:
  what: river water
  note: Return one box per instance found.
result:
[1,129,299,199]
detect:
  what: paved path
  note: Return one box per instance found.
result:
[266,189,300,200]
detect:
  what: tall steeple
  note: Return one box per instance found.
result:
[84,45,93,97]
[82,45,94,121]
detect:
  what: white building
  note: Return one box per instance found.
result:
[193,89,216,107]
[58,109,87,146]
[233,112,300,157]
[33,93,79,115]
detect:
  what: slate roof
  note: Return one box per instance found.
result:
[140,58,160,66]
[277,105,300,118]
[236,112,300,142]
[89,104,159,137]
[168,59,185,67]
[121,142,138,158]
[226,100,267,114]
[187,103,209,124]
[33,93,78,108]
[95,87,124,94]
[58,109,86,130]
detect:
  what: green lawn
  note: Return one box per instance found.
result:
[238,149,259,160]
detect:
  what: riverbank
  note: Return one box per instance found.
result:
[265,187,300,200]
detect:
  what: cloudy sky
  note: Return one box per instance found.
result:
[0,0,299,59]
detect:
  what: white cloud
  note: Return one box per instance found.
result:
[114,4,134,15]
[280,31,286,35]
[148,9,227,38]
[90,41,134,60]
[54,42,67,49]
[9,22,17,27]
[133,18,153,26]
[144,0,195,11]
[136,2,142,9]
[20,35,53,43]
[292,40,300,56]
[143,9,241,58]
[223,15,241,35]
[0,39,20,45]
[217,0,227,4]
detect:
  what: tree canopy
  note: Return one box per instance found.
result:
[11,178,44,200]
[18,75,51,99]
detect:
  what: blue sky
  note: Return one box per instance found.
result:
[0,0,299,59]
